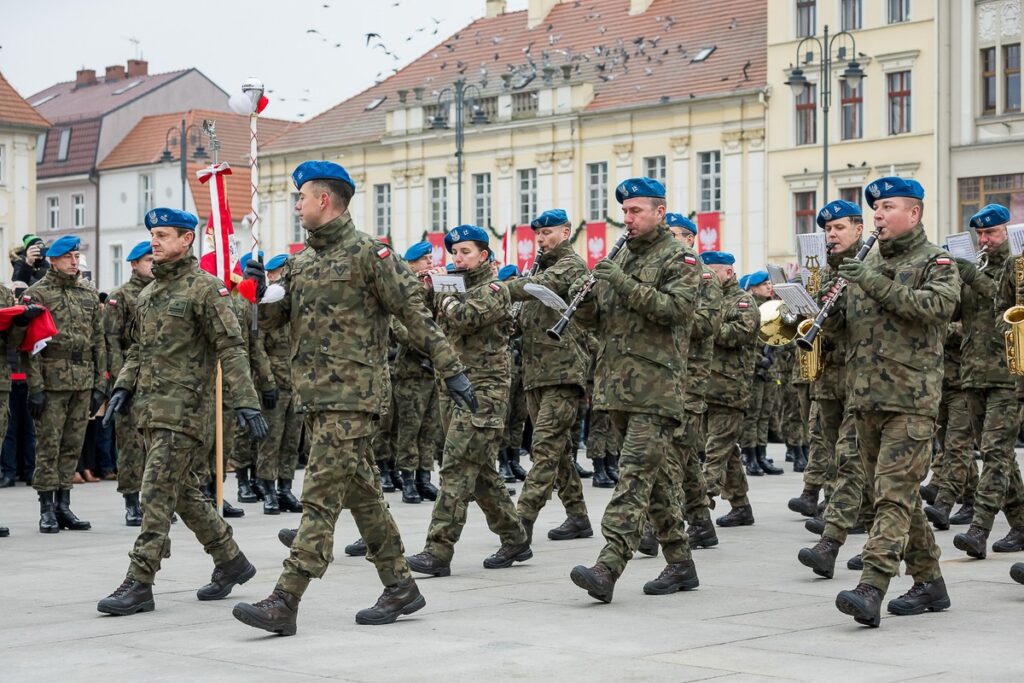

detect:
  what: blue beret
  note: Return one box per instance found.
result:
[738,274,750,290]
[48,235,81,258]
[816,200,862,228]
[443,225,489,253]
[864,176,925,205]
[126,241,152,262]
[615,177,666,204]
[970,203,1011,229]
[498,264,519,281]
[238,251,265,271]
[665,213,697,234]
[144,207,199,232]
[291,160,356,192]
[530,209,569,229]
[403,241,433,262]
[746,270,769,288]
[445,263,456,272]
[700,251,735,266]
[265,254,289,271]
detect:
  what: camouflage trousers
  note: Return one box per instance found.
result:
[780,381,804,445]
[128,428,240,584]
[424,408,527,562]
[115,405,145,494]
[931,388,979,507]
[597,411,690,576]
[394,375,442,472]
[823,407,874,544]
[855,410,942,592]
[805,398,838,492]
[677,409,710,523]
[703,404,750,507]
[256,389,302,481]
[31,389,91,492]
[212,407,255,481]
[277,411,410,596]
[517,385,587,522]
[965,388,1024,531]
[505,370,528,451]
[371,386,397,464]
[742,379,773,447]
[587,408,621,459]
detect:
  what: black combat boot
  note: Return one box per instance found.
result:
[992,526,1024,553]
[277,479,303,512]
[643,560,699,595]
[262,479,280,515]
[637,524,659,556]
[236,467,257,503]
[406,551,451,577]
[846,553,863,570]
[55,489,90,530]
[345,538,368,556]
[687,519,719,548]
[355,578,426,625]
[0,525,7,537]
[498,449,516,483]
[742,447,762,477]
[887,577,951,615]
[38,491,58,534]
[805,516,826,536]
[755,445,784,475]
[605,453,620,483]
[798,536,842,579]
[919,482,938,506]
[97,576,155,616]
[378,460,396,493]
[483,540,533,568]
[924,501,952,530]
[570,563,616,603]
[251,474,267,502]
[415,469,438,501]
[949,502,974,525]
[1011,562,1024,584]
[233,589,299,636]
[953,525,989,559]
[400,470,422,504]
[547,515,594,541]
[784,444,798,463]
[389,460,403,490]
[197,552,257,600]
[716,505,755,527]
[278,528,297,548]
[221,498,245,518]
[573,452,593,478]
[591,457,614,488]
[836,583,883,627]
[508,449,528,481]
[788,485,820,517]
[124,492,142,527]
[793,445,808,472]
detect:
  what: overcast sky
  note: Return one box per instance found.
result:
[1,0,530,121]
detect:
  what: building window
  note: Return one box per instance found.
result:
[840,80,863,140]
[958,173,1024,228]
[0,145,5,185]
[796,84,817,145]
[110,244,123,287]
[840,0,861,31]
[57,128,71,162]
[1006,44,1021,113]
[47,196,60,230]
[472,172,492,227]
[643,156,666,184]
[839,186,862,208]
[794,191,817,235]
[36,132,46,164]
[981,47,997,115]
[429,177,447,231]
[517,168,537,225]
[587,162,608,221]
[139,173,154,221]
[72,193,85,228]
[373,183,391,236]
[698,151,721,212]
[887,71,912,135]
[796,0,816,38]
[887,0,910,24]
[291,192,303,243]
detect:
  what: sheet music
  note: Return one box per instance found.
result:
[1009,224,1024,257]
[430,274,466,293]
[945,232,977,261]
[773,283,820,317]
[523,283,567,311]
[797,232,828,284]
[767,264,788,285]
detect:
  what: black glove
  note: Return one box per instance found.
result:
[236,407,269,441]
[261,388,279,410]
[243,258,268,301]
[102,388,132,427]
[90,389,107,415]
[444,372,479,413]
[27,392,47,420]
[955,259,980,285]
[12,304,45,327]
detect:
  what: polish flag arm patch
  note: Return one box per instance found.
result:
[934,257,952,265]
[489,283,500,292]
[218,287,230,297]
[738,301,749,309]
[377,246,391,259]
[702,272,713,280]
[683,255,697,265]
[107,299,118,306]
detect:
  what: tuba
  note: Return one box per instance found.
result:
[1004,254,1024,375]
[758,299,800,346]
[797,254,824,380]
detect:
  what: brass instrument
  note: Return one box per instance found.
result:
[797,254,824,380]
[758,299,800,346]
[1004,254,1024,375]
[977,244,990,270]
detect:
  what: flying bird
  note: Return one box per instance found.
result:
[365,33,381,46]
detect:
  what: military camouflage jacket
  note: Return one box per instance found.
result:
[682,264,723,413]
[705,277,759,409]
[960,240,1012,389]
[574,225,699,421]
[392,288,436,381]
[506,240,589,392]
[104,272,153,381]
[22,268,106,395]
[942,322,964,391]
[0,285,17,392]
[113,255,259,441]
[811,239,862,401]
[843,225,960,417]
[260,213,462,418]
[228,293,275,393]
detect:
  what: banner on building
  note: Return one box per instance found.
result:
[696,212,721,253]
[426,231,446,266]
[515,225,535,273]
[585,222,607,268]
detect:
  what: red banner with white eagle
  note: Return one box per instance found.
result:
[426,231,446,267]
[696,211,721,253]
[585,222,607,268]
[514,225,535,273]
[197,162,237,288]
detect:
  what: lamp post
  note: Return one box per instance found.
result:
[429,78,489,225]
[784,24,865,198]
[160,118,209,210]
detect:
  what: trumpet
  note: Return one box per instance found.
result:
[547,233,629,341]
[976,244,990,270]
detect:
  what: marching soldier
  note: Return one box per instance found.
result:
[832,178,956,627]
[743,271,784,476]
[97,208,269,616]
[502,263,530,483]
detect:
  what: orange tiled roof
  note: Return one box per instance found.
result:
[0,70,50,131]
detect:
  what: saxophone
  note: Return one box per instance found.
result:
[1004,254,1024,376]
[797,254,823,381]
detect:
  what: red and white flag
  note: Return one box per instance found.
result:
[197,162,237,288]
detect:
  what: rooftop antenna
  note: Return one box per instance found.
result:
[127,36,141,59]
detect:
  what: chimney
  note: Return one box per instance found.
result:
[105,65,126,82]
[75,68,97,87]
[528,0,563,29]
[127,59,148,78]
[629,0,655,15]
[485,0,506,18]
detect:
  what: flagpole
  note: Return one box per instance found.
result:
[243,78,264,334]
[202,119,226,516]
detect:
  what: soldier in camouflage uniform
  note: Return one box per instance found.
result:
[702,252,760,528]
[23,235,106,533]
[503,324,529,481]
[952,204,1024,557]
[832,178,957,627]
[743,272,784,476]
[234,161,474,634]
[777,346,808,470]
[104,241,154,526]
[96,208,268,616]
[568,177,701,603]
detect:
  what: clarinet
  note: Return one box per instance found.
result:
[547,233,629,341]
[510,248,544,324]
[796,229,880,351]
